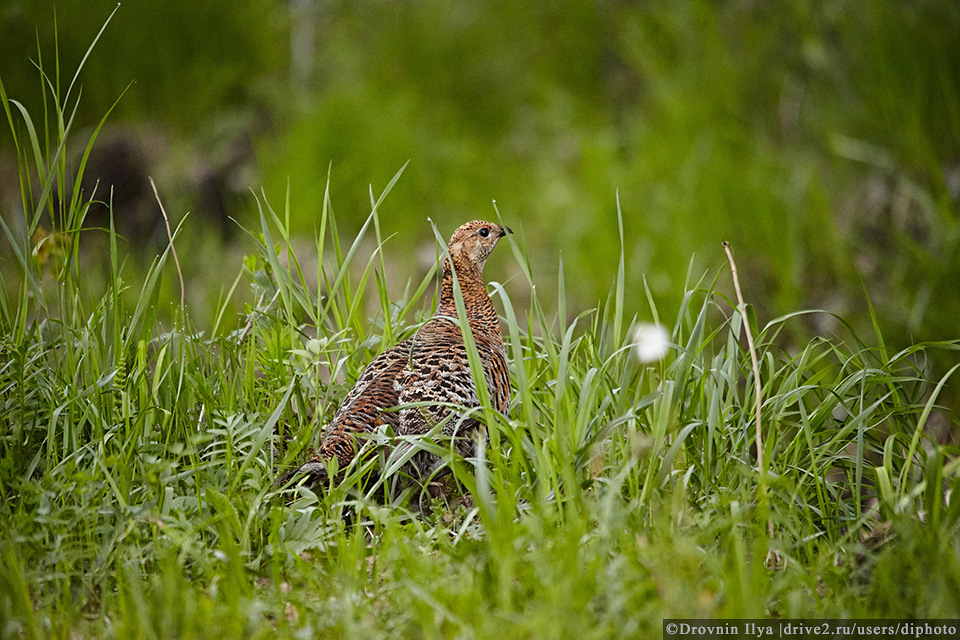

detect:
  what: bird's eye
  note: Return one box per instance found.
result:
[478,227,490,238]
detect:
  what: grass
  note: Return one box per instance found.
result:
[3,23,960,640]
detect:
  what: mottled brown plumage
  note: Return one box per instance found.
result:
[280,220,512,487]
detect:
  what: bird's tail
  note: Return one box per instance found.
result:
[273,458,329,489]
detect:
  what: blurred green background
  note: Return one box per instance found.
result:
[2,1,959,352]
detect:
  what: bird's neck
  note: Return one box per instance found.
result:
[436,255,499,331]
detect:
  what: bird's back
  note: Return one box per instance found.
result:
[396,316,509,477]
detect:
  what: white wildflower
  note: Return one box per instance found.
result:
[632,323,671,363]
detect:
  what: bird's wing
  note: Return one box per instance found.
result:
[276,338,414,488]
[317,336,414,459]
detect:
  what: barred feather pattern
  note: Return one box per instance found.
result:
[279,220,511,487]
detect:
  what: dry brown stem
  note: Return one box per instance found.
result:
[149,177,185,310]
[722,241,780,568]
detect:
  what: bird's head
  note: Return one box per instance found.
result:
[446,220,512,271]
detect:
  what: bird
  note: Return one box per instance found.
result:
[278,220,512,490]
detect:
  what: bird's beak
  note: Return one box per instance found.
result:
[499,226,513,237]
